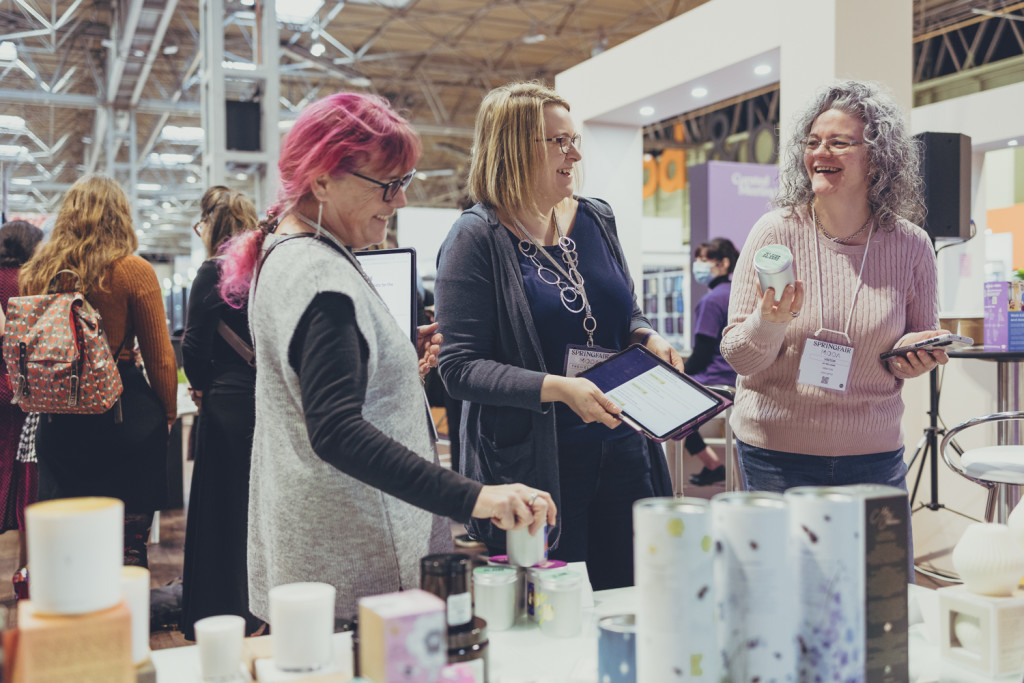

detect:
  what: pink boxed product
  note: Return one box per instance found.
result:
[983,281,1024,351]
[358,588,447,683]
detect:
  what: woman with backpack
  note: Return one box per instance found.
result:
[19,174,178,568]
[0,220,44,574]
[179,186,262,639]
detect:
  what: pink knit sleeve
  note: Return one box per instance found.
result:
[888,226,941,380]
[720,213,792,376]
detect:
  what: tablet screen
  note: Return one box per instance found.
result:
[354,248,418,343]
[580,344,726,440]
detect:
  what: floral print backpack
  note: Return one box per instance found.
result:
[2,270,124,415]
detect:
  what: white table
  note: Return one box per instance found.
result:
[150,586,1019,683]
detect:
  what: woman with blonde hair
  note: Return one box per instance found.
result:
[180,186,262,638]
[20,174,177,567]
[434,82,680,589]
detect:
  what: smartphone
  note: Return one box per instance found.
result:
[879,333,974,361]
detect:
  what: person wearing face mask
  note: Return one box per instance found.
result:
[434,82,682,590]
[684,238,739,486]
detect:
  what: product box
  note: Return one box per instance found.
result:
[822,484,910,683]
[358,589,447,683]
[938,585,1024,677]
[983,281,1024,351]
[13,599,134,683]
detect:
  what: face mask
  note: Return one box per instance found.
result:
[693,260,714,286]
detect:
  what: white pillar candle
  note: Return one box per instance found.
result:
[26,497,123,615]
[269,582,336,672]
[120,566,151,665]
[194,614,245,681]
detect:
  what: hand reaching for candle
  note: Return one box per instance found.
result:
[472,484,556,535]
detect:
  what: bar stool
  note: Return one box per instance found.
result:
[939,411,1024,523]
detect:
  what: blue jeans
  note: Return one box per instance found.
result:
[550,431,655,591]
[735,438,914,580]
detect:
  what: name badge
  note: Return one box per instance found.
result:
[564,344,616,378]
[797,338,854,392]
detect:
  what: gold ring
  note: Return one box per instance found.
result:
[527,492,539,507]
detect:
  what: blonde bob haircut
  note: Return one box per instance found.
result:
[468,81,573,216]
[20,174,138,297]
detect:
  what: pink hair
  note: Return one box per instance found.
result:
[219,93,422,307]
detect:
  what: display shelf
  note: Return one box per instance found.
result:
[642,266,689,350]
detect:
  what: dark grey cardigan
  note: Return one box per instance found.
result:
[434,196,672,551]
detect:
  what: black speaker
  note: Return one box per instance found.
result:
[915,132,971,240]
[225,100,261,152]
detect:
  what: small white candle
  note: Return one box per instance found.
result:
[194,614,245,681]
[120,566,151,665]
[26,497,123,615]
[269,582,336,672]
[507,525,547,567]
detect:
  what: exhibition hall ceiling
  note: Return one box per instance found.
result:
[0,0,1022,254]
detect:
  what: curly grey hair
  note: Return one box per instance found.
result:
[774,80,926,228]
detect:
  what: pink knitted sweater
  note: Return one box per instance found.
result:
[721,206,938,457]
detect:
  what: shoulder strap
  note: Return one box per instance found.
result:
[217,320,256,367]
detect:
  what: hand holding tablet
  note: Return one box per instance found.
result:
[579,344,731,442]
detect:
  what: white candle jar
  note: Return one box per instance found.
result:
[472,566,517,631]
[506,526,547,567]
[534,569,582,638]
[269,582,336,671]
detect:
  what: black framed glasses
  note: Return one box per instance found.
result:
[537,133,582,154]
[350,169,416,202]
[803,138,864,155]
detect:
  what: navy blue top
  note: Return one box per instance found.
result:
[509,209,634,443]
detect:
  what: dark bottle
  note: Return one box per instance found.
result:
[420,553,473,632]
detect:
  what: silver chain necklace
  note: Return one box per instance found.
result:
[811,203,873,244]
[512,211,597,347]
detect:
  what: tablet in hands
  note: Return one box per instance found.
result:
[879,333,973,361]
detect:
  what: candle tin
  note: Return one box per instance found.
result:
[711,491,795,682]
[598,614,636,683]
[753,244,794,301]
[506,525,547,567]
[534,569,582,638]
[633,497,718,682]
[447,616,489,683]
[522,560,567,622]
[472,566,517,631]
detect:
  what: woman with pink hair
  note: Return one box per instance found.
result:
[218,92,555,620]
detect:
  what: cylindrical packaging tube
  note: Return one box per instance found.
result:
[26,497,124,615]
[599,614,636,683]
[785,487,863,681]
[633,497,718,682]
[506,525,547,567]
[711,491,795,682]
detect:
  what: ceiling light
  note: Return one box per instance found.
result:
[0,145,29,159]
[138,183,163,191]
[137,230,146,236]
[162,201,172,209]
[161,125,205,143]
[148,152,194,166]
[163,45,179,55]
[11,178,31,186]
[276,0,323,24]
[0,42,16,62]
[691,87,708,98]
[1010,140,1020,147]
[151,213,160,220]
[0,115,26,132]
[186,175,198,184]
[522,31,547,45]
[639,106,655,117]
[142,222,151,229]
[310,42,326,57]
[754,64,772,76]
[222,61,258,71]
[240,0,255,5]
[235,172,248,180]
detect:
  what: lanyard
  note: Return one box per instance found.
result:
[811,222,873,345]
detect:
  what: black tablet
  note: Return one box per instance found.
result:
[354,247,418,344]
[579,343,732,442]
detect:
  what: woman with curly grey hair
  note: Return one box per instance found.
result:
[720,80,948,501]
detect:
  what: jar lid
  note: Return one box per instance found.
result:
[752,244,793,274]
[535,569,581,589]
[447,616,487,650]
[421,553,470,576]
[473,566,517,585]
